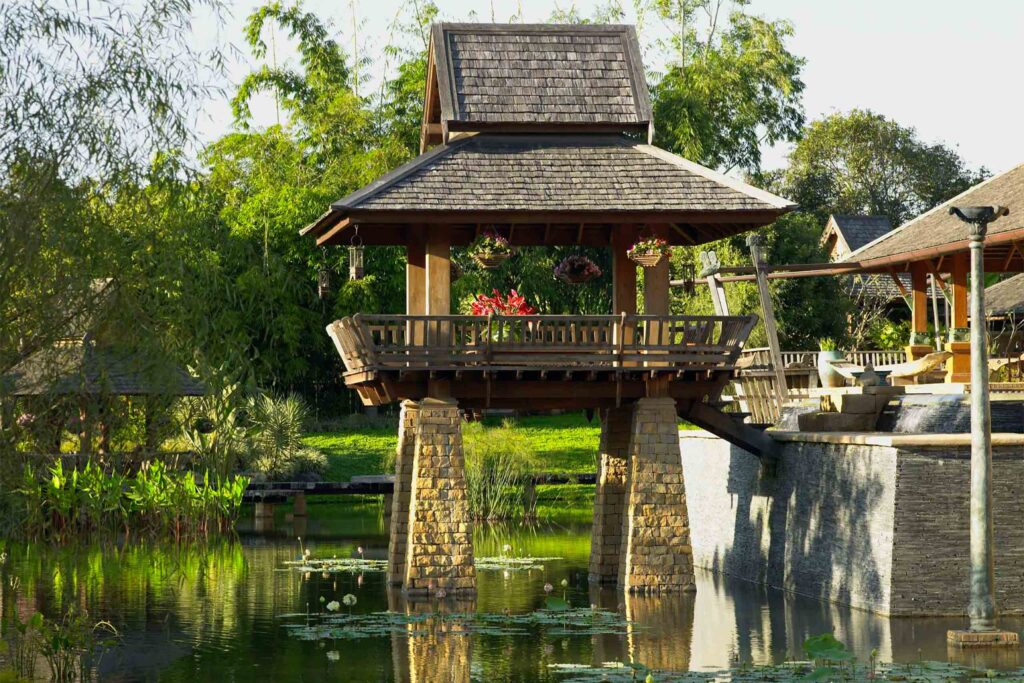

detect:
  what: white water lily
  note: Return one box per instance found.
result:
[326,600,340,612]
[342,593,357,607]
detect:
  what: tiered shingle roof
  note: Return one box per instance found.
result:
[435,24,650,130]
[337,135,790,214]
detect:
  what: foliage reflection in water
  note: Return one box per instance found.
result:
[0,506,1023,680]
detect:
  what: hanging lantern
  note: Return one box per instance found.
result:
[348,226,365,281]
[318,246,332,300]
[317,267,331,300]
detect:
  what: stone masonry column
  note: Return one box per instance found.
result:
[618,397,695,593]
[404,398,475,596]
[589,405,633,583]
[388,400,419,585]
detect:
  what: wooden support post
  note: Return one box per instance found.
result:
[612,226,638,367]
[642,226,670,316]
[611,227,638,315]
[947,253,971,383]
[746,234,787,412]
[930,273,943,352]
[407,227,426,316]
[907,263,932,361]
[425,228,451,316]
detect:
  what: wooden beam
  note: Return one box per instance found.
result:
[611,226,638,315]
[315,218,352,247]
[407,225,426,317]
[747,234,787,410]
[950,252,969,330]
[1003,242,1022,271]
[426,227,451,315]
[910,262,929,335]
[643,225,671,316]
[888,269,910,298]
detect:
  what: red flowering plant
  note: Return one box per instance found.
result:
[470,289,537,316]
[470,289,537,342]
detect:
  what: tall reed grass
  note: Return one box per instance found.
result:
[462,419,537,520]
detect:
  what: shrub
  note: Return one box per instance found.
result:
[462,419,537,520]
[245,394,326,480]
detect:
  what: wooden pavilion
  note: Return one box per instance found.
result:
[305,23,795,597]
[839,164,1024,381]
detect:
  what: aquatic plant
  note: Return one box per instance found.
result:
[462,419,537,520]
[5,606,118,682]
[16,459,247,541]
[279,606,630,642]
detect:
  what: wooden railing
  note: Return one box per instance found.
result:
[739,347,907,369]
[328,314,758,376]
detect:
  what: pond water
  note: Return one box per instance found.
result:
[2,501,1021,681]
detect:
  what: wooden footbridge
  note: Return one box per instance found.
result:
[302,22,795,596]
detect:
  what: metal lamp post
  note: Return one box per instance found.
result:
[947,205,1017,647]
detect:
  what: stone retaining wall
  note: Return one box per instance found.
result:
[681,431,1024,616]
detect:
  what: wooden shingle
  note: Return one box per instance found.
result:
[432,24,651,133]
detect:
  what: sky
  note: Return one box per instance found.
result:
[193,0,1024,175]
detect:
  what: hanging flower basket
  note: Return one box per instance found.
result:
[627,237,671,268]
[554,254,602,285]
[472,253,509,270]
[469,230,513,270]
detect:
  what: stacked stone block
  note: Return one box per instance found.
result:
[589,405,633,583]
[388,400,419,585]
[403,398,476,596]
[618,397,695,593]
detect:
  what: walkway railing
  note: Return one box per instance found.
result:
[329,314,758,376]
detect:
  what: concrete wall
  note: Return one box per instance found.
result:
[681,431,1024,616]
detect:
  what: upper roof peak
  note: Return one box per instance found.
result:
[421,23,652,150]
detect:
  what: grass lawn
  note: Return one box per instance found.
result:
[303,411,602,481]
[304,411,698,482]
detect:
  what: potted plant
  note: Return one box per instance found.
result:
[627,237,671,268]
[469,230,512,269]
[817,338,846,388]
[553,255,602,284]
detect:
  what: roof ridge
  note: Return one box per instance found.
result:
[635,143,796,210]
[844,162,1024,262]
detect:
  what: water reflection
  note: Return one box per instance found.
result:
[0,506,1020,681]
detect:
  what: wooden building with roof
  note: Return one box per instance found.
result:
[840,164,1024,381]
[305,23,796,596]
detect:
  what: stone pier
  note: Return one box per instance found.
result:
[589,398,696,593]
[388,400,419,585]
[618,398,695,593]
[589,405,633,583]
[402,398,475,596]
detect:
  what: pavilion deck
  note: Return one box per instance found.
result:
[328,313,758,411]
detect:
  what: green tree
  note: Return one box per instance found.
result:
[673,213,848,349]
[783,109,987,226]
[649,0,805,172]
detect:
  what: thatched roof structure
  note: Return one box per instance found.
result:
[842,164,1024,272]
[3,343,204,397]
[987,273,1024,316]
